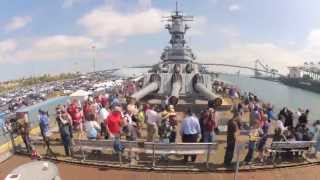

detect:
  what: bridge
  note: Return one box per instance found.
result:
[103,60,283,77]
[198,61,283,77]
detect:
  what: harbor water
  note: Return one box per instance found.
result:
[220,74,320,121]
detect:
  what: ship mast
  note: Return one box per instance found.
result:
[160,2,196,63]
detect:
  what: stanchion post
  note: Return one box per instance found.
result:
[206,143,211,169]
[79,140,85,161]
[152,141,156,168]
[234,143,241,180]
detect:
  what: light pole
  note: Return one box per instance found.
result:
[92,45,96,73]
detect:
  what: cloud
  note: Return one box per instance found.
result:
[78,5,165,43]
[0,35,98,65]
[199,42,304,74]
[0,39,17,62]
[228,4,241,12]
[145,49,157,56]
[62,0,86,8]
[196,27,320,74]
[138,0,152,10]
[14,35,95,62]
[299,29,320,63]
[5,16,32,32]
[187,16,209,36]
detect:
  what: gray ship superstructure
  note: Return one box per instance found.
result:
[131,5,222,106]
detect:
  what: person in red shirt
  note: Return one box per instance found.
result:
[68,100,83,131]
[72,107,83,131]
[201,108,217,142]
[67,100,77,117]
[106,106,123,139]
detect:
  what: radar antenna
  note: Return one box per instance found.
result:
[175,1,179,15]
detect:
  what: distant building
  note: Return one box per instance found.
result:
[288,67,303,78]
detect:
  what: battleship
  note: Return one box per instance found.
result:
[1,3,320,180]
[130,4,223,108]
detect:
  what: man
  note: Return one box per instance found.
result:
[224,113,240,167]
[98,104,109,139]
[16,112,32,153]
[39,109,54,156]
[298,109,309,125]
[106,106,123,139]
[180,109,201,162]
[145,104,160,142]
[56,106,73,157]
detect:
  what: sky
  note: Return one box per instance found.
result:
[1,0,320,81]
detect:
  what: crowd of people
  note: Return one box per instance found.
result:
[7,88,320,168]
[224,92,318,166]
[48,94,220,163]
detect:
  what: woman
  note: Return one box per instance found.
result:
[84,113,101,140]
[167,105,177,143]
[244,123,261,165]
[158,112,172,161]
[202,108,217,143]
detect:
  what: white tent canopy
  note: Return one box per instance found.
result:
[70,90,92,101]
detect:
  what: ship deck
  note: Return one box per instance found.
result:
[1,155,320,180]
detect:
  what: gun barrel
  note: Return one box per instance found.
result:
[194,82,219,100]
[192,73,222,106]
[131,82,159,101]
[168,73,182,105]
[131,74,161,101]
